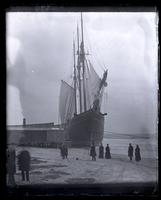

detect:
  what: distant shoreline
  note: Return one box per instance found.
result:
[104,133,154,140]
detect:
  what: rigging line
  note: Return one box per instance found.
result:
[58,83,62,125]
[94,42,107,70]
[83,21,105,73]
[61,80,74,90]
[86,59,100,93]
[75,74,81,113]
[57,103,60,125]
[86,58,93,108]
[86,60,93,107]
[93,44,106,71]
[84,22,106,71]
[85,59,92,108]
[66,80,74,122]
[62,80,73,122]
[67,97,73,121]
[91,45,105,72]
[85,57,90,72]
[83,23,93,55]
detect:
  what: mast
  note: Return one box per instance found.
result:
[77,24,82,113]
[73,40,77,114]
[80,13,87,112]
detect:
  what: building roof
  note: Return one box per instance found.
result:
[7,127,64,131]
[7,122,64,131]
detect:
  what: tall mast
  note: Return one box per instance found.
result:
[81,13,87,112]
[77,24,82,113]
[73,40,77,114]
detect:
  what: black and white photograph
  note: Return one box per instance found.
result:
[6,10,158,195]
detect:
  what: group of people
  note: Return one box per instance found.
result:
[7,145,31,186]
[90,143,111,161]
[7,142,142,186]
[128,143,141,161]
[90,143,141,162]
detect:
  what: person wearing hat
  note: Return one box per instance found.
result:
[90,142,97,161]
[99,143,104,159]
[135,145,141,162]
[105,144,111,159]
[128,143,134,161]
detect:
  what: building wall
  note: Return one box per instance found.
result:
[7,129,65,146]
[7,130,24,145]
[47,130,65,143]
[20,130,47,144]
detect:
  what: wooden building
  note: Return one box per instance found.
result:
[7,120,68,148]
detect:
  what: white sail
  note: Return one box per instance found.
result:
[85,60,102,109]
[101,91,108,113]
[59,80,75,124]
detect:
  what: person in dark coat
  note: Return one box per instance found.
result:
[105,144,111,159]
[99,144,104,158]
[135,145,141,162]
[60,144,68,159]
[90,144,96,161]
[63,144,68,159]
[7,144,16,186]
[18,148,31,181]
[128,143,133,161]
[60,144,65,159]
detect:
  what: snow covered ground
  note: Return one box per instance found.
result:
[12,138,158,185]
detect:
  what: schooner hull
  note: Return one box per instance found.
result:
[66,109,104,147]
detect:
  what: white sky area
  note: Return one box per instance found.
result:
[6,12,158,136]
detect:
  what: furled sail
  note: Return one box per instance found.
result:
[59,80,75,124]
[85,60,102,110]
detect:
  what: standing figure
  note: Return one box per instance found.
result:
[64,144,68,159]
[105,144,111,159]
[7,144,16,186]
[90,144,96,161]
[99,144,104,158]
[18,148,31,181]
[128,143,133,161]
[60,144,65,159]
[135,145,141,162]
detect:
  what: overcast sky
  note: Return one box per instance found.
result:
[6,12,158,136]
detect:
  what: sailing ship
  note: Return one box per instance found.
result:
[59,14,108,147]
